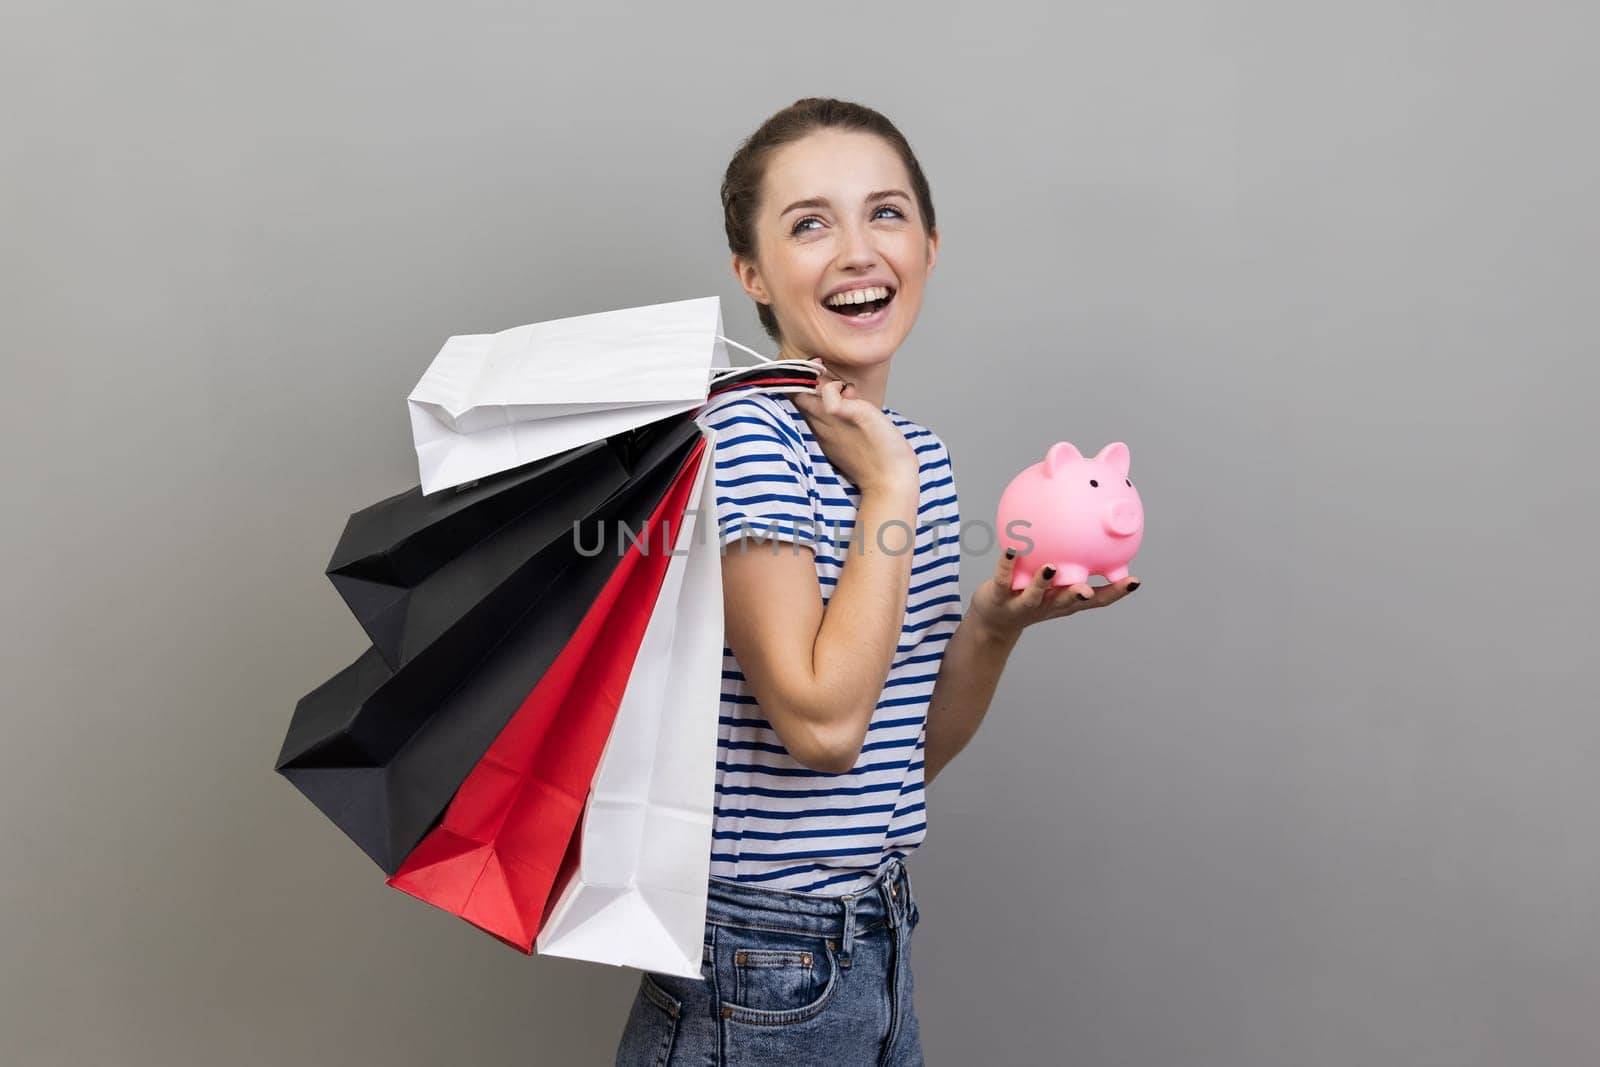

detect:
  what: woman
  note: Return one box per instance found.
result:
[615,97,1141,1066]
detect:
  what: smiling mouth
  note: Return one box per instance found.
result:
[823,289,896,318]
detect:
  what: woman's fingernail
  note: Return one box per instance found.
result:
[1005,547,1016,560]
[1127,580,1141,592]
[1041,565,1056,580]
[1079,591,1093,600]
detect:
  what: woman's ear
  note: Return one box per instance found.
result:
[925,227,939,273]
[732,252,771,305]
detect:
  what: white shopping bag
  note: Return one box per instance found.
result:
[535,423,723,977]
[409,295,734,494]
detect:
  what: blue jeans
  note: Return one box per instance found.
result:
[614,857,924,1065]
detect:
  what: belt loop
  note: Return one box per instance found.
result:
[841,893,857,961]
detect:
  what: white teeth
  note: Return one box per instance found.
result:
[824,285,891,307]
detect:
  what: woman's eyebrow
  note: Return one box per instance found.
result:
[778,189,911,217]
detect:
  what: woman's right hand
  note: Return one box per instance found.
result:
[790,359,920,496]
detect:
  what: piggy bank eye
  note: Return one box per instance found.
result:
[1125,479,1132,487]
[1089,479,1099,488]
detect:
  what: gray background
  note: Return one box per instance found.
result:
[4,1,1596,1064]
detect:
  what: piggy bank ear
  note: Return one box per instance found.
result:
[1093,442,1130,476]
[1042,442,1084,479]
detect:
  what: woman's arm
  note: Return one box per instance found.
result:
[923,549,1143,786]
[720,371,923,775]
[722,477,920,774]
[922,608,1021,786]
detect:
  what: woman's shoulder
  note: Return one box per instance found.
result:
[884,407,954,467]
[703,391,810,455]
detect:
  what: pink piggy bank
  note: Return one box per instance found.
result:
[995,442,1144,591]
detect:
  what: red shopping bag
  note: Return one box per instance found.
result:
[386,436,709,951]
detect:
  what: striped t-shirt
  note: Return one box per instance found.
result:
[702,392,963,895]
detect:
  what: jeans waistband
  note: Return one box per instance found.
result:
[703,859,915,951]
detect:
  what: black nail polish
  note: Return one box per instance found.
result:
[1041,565,1056,580]
[1005,547,1016,560]
[1126,580,1141,592]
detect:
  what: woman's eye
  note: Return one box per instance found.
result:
[790,205,906,236]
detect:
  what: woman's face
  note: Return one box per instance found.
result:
[734,128,938,373]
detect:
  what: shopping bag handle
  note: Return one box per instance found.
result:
[712,333,773,365]
[693,331,825,424]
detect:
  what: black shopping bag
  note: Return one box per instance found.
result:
[275,416,703,873]
[326,439,623,671]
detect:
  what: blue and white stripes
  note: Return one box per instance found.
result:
[705,393,962,895]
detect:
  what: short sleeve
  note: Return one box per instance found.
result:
[935,434,963,609]
[931,433,960,557]
[918,429,965,636]
[703,396,818,552]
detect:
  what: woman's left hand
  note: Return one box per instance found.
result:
[968,549,1141,641]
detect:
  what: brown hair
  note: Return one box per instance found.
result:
[721,97,937,344]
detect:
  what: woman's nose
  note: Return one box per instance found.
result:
[835,224,878,268]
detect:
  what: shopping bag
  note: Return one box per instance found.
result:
[385,432,711,951]
[275,419,703,873]
[535,423,722,977]
[410,295,733,495]
[327,434,628,672]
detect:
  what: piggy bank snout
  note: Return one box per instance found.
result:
[1103,499,1143,537]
